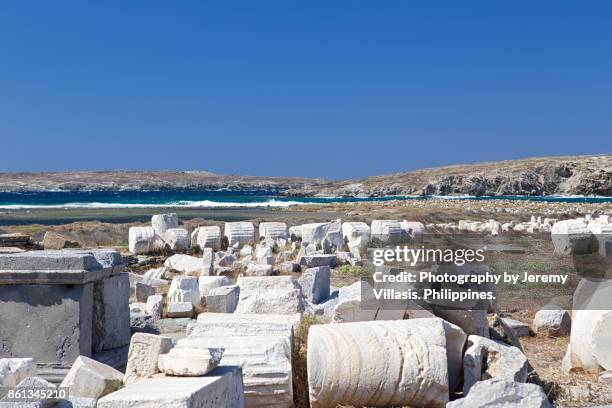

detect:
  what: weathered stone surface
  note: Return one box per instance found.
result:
[164,254,202,276]
[130,312,160,335]
[143,267,167,281]
[224,222,255,247]
[300,223,329,246]
[551,219,595,255]
[297,254,336,268]
[308,318,451,408]
[297,266,330,304]
[146,295,164,320]
[201,248,214,276]
[235,276,304,315]
[463,335,529,395]
[195,226,222,250]
[501,317,530,337]
[448,379,553,408]
[341,222,370,242]
[0,358,36,398]
[157,318,194,334]
[533,305,571,337]
[151,213,178,237]
[164,228,189,251]
[288,225,302,241]
[432,308,489,338]
[206,285,239,313]
[123,333,173,385]
[279,262,299,274]
[60,356,123,400]
[93,273,131,352]
[168,276,200,308]
[129,227,160,255]
[99,366,245,408]
[255,245,274,265]
[0,282,93,366]
[400,221,425,241]
[167,302,193,318]
[217,253,237,267]
[158,347,224,377]
[258,222,288,240]
[245,263,273,276]
[135,281,155,302]
[42,231,80,250]
[198,275,232,299]
[370,219,403,244]
[0,376,58,408]
[185,313,296,407]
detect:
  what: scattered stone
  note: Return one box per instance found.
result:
[297,254,336,268]
[245,263,273,276]
[239,245,252,257]
[195,226,222,250]
[205,285,240,313]
[217,253,237,267]
[224,222,255,247]
[463,335,529,395]
[308,318,453,408]
[258,222,288,240]
[144,266,167,281]
[255,245,274,265]
[164,254,203,276]
[42,231,80,250]
[400,221,425,241]
[187,312,299,338]
[135,281,155,303]
[60,356,123,400]
[167,302,193,318]
[129,226,162,254]
[157,318,194,334]
[551,219,595,255]
[533,305,571,337]
[145,295,164,320]
[93,272,131,352]
[235,276,305,314]
[168,276,200,309]
[151,213,178,237]
[98,366,245,408]
[0,358,36,398]
[198,275,232,302]
[447,379,553,408]
[370,219,403,244]
[502,317,530,337]
[130,312,160,335]
[164,228,189,251]
[599,370,612,382]
[123,333,173,385]
[0,376,58,407]
[297,266,330,304]
[279,261,299,274]
[158,347,224,377]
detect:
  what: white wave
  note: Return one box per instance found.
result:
[0,199,309,210]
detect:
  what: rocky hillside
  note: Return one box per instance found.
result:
[292,155,612,197]
[1,155,610,196]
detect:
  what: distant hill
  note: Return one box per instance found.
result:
[1,155,610,196]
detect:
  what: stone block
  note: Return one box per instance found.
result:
[158,347,224,377]
[235,276,304,315]
[297,266,330,304]
[145,295,164,320]
[206,285,240,313]
[93,273,131,352]
[123,333,173,385]
[164,254,202,276]
[0,358,36,398]
[258,222,288,240]
[224,222,255,247]
[60,356,123,400]
[151,213,178,237]
[297,254,336,268]
[167,302,193,318]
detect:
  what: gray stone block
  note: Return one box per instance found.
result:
[298,266,330,304]
[92,273,131,352]
[205,285,239,313]
[0,283,93,366]
[135,282,155,303]
[297,254,337,268]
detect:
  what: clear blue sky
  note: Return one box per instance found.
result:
[1,1,610,179]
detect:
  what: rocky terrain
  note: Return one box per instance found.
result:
[1,155,611,197]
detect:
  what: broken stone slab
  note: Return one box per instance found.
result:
[0,358,36,398]
[158,347,224,376]
[123,333,173,385]
[533,305,571,337]
[501,317,530,337]
[239,245,253,257]
[300,223,329,246]
[447,378,553,408]
[258,222,288,240]
[551,219,596,255]
[245,263,273,276]
[167,302,193,318]
[279,262,299,274]
[255,245,274,265]
[146,295,164,320]
[463,335,529,395]
[60,356,123,400]
[168,276,200,309]
[98,366,245,408]
[0,376,58,408]
[129,226,163,255]
[201,248,214,276]
[157,318,194,334]
[0,250,112,284]
[135,281,155,302]
[297,266,330,304]
[164,228,189,251]
[370,219,403,244]
[235,276,305,315]
[308,318,453,408]
[224,222,255,247]
[143,266,167,281]
[187,312,299,338]
[341,222,370,242]
[206,285,240,313]
[92,273,131,352]
[151,213,179,237]
[195,226,222,250]
[297,254,336,268]
[164,254,203,276]
[42,231,80,250]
